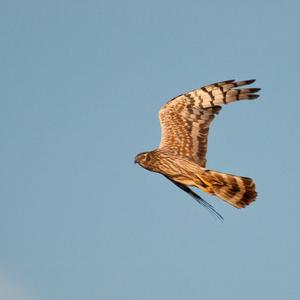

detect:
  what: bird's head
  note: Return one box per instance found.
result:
[134,151,151,168]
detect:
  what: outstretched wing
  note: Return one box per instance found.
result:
[158,79,260,167]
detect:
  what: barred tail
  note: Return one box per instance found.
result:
[199,170,257,208]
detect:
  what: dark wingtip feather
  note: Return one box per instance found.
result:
[164,176,224,221]
[248,94,260,99]
[245,79,256,84]
[248,88,261,93]
[196,196,224,221]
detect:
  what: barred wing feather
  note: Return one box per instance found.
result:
[158,79,260,167]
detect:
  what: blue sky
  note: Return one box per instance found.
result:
[1,0,300,299]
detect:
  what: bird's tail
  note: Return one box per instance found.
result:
[198,169,257,208]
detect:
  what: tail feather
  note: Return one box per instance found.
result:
[199,170,257,208]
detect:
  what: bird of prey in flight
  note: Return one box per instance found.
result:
[135,79,260,220]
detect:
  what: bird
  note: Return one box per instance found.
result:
[134,79,260,220]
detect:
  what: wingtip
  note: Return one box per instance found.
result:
[252,88,261,92]
[245,79,256,84]
[248,94,260,100]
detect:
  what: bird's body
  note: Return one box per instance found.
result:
[137,149,203,186]
[135,79,260,218]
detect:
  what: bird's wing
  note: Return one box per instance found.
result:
[164,175,224,220]
[158,79,260,167]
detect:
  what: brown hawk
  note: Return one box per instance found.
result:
[135,79,260,219]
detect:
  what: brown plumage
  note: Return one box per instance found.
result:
[135,79,260,219]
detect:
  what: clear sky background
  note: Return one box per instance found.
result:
[1,0,300,299]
